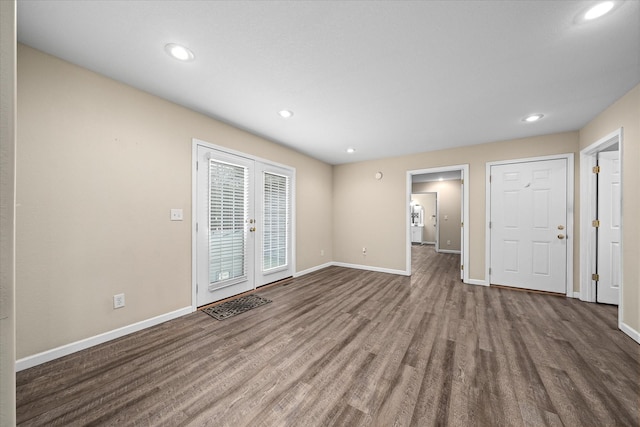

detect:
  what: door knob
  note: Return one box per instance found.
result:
[557,225,565,230]
[250,227,256,232]
[557,234,565,239]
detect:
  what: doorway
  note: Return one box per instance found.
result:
[580,128,623,307]
[410,192,437,245]
[406,165,469,281]
[192,140,295,308]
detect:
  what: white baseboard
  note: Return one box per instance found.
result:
[294,262,333,277]
[620,322,640,345]
[437,249,461,254]
[572,291,580,299]
[465,278,488,286]
[16,306,193,372]
[332,262,410,276]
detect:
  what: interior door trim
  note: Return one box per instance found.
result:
[191,138,296,312]
[485,153,574,296]
[405,164,470,283]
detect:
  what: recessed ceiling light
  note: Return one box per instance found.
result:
[165,43,195,61]
[346,148,356,154]
[439,177,444,181]
[523,114,544,123]
[584,1,615,20]
[278,110,293,119]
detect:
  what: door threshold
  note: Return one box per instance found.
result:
[490,284,566,297]
[198,276,294,311]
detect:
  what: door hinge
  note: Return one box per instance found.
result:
[592,273,600,281]
[592,219,600,227]
[489,175,492,183]
[592,165,600,173]
[196,161,199,171]
[489,221,492,229]
[461,179,464,184]
[461,222,463,228]
[196,222,199,232]
[489,267,492,275]
[196,283,199,292]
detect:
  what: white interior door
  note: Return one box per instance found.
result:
[490,158,568,293]
[596,150,621,304]
[196,145,295,307]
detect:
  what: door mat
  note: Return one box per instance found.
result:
[202,294,272,320]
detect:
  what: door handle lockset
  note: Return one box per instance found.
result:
[557,234,565,240]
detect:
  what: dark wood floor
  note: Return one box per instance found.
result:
[16,246,640,426]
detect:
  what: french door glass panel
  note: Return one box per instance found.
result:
[255,163,294,287]
[262,172,289,272]
[208,159,248,289]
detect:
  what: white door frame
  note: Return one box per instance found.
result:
[191,138,296,311]
[579,128,623,309]
[485,153,574,296]
[406,164,470,283]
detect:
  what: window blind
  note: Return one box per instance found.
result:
[208,159,248,287]
[263,172,289,271]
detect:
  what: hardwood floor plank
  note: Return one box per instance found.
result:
[15,246,639,426]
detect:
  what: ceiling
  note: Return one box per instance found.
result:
[413,171,462,183]
[16,1,640,165]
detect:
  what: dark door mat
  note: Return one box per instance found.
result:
[201,294,272,320]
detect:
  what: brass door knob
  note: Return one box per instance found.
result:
[250,227,256,232]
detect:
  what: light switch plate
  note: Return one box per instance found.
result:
[170,209,183,221]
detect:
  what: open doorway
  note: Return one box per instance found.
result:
[410,192,437,246]
[406,165,469,282]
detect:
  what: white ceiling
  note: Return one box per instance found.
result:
[413,171,462,183]
[16,1,640,165]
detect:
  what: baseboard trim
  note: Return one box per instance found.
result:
[437,249,461,254]
[465,278,489,286]
[294,262,333,277]
[16,306,193,372]
[332,262,410,276]
[572,291,580,299]
[620,322,640,345]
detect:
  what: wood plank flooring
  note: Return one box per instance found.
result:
[16,246,640,426]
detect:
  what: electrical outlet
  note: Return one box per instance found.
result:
[362,247,367,255]
[447,240,451,245]
[113,293,125,309]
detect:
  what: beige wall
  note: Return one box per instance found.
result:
[413,180,461,251]
[1,0,17,423]
[579,83,640,335]
[16,45,333,359]
[334,132,579,279]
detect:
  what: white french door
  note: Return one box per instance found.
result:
[195,143,294,307]
[489,158,568,293]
